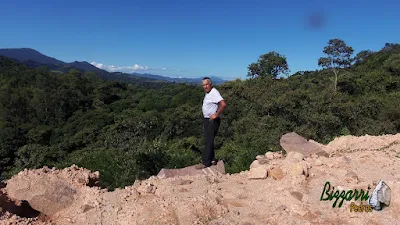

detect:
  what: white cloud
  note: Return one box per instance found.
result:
[130,64,148,71]
[92,62,104,69]
[91,62,182,73]
[91,61,181,74]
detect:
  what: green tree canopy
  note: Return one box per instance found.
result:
[247,51,289,79]
[0,41,399,189]
[318,38,354,91]
[355,50,373,64]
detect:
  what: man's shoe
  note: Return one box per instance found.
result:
[211,159,218,165]
[195,163,208,169]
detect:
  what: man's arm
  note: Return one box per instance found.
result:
[210,100,227,120]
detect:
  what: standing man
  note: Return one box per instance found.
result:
[196,77,227,169]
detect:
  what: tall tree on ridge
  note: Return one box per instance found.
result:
[318,38,354,91]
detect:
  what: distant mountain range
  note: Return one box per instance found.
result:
[0,48,227,85]
[130,72,227,85]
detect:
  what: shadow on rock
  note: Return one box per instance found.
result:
[0,181,40,218]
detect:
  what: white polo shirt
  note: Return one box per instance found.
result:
[202,87,224,118]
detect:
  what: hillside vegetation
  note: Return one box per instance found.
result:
[0,40,399,190]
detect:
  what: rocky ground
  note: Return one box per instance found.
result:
[1,133,400,225]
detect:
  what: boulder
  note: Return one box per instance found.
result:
[265,152,274,160]
[290,163,305,176]
[268,167,284,180]
[273,152,284,159]
[6,177,76,216]
[285,151,304,162]
[257,156,269,164]
[248,165,268,179]
[250,160,261,169]
[280,132,329,158]
[256,155,265,160]
[0,189,40,218]
[157,160,225,179]
[136,182,156,195]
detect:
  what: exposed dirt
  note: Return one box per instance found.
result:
[1,133,399,225]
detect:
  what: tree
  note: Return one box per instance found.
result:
[382,43,398,51]
[355,50,373,64]
[318,38,354,91]
[383,53,400,74]
[247,51,289,79]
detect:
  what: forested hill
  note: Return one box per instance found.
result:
[0,41,399,190]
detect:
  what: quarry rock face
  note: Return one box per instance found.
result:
[280,132,329,157]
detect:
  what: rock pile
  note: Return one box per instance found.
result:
[1,132,400,225]
[248,132,328,180]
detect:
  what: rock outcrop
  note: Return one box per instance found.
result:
[280,132,329,157]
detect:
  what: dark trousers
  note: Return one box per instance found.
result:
[202,118,221,166]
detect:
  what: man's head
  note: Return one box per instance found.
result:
[202,77,213,93]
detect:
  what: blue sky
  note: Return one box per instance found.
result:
[1,0,399,80]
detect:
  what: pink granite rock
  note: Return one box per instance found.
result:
[157,160,225,179]
[280,132,329,158]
